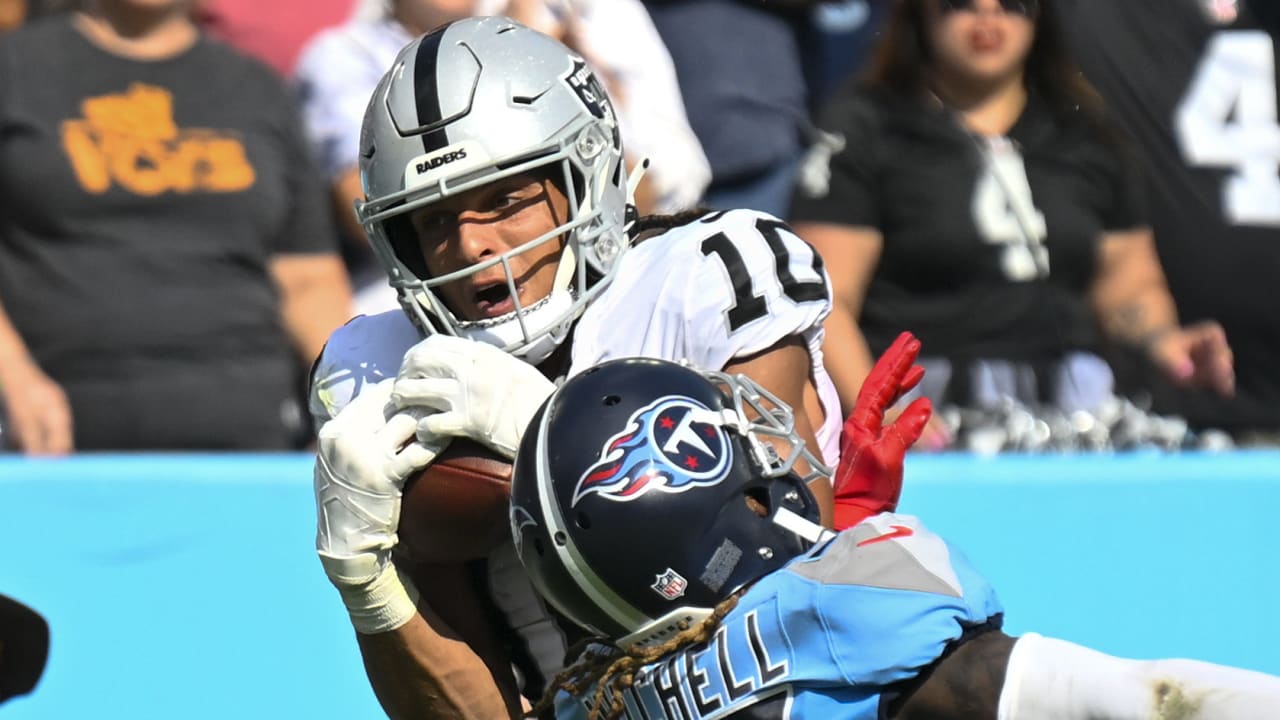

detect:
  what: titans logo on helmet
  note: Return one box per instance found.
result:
[572,395,733,506]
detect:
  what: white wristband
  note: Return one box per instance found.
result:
[331,561,421,635]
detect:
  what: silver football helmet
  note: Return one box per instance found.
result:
[356,16,631,364]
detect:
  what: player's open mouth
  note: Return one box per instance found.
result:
[473,282,518,318]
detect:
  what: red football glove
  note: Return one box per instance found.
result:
[833,332,933,530]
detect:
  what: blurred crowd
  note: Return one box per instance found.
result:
[0,0,1277,454]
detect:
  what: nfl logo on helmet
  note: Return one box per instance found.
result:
[651,568,688,600]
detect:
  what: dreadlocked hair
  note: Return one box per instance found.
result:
[627,206,715,244]
[527,592,744,720]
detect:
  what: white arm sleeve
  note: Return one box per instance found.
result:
[999,632,1280,719]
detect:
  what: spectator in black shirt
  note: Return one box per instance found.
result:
[0,0,352,453]
[790,0,1234,451]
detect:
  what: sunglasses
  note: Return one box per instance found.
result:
[937,0,1039,16]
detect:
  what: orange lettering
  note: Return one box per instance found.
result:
[109,136,169,197]
[61,84,257,197]
[165,137,204,194]
[61,120,111,194]
[200,137,255,192]
[82,83,177,142]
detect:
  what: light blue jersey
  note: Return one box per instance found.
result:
[555,514,1003,719]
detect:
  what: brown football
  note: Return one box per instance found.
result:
[396,438,513,564]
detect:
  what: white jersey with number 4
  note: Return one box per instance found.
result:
[310,208,841,464]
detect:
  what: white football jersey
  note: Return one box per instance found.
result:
[310,208,841,463]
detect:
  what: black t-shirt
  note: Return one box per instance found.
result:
[0,17,335,374]
[0,17,338,448]
[1059,0,1280,432]
[790,88,1145,365]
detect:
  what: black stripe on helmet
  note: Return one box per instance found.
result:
[412,28,449,153]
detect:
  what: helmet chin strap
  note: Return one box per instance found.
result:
[689,406,833,546]
[624,158,650,211]
[455,288,575,364]
[773,506,836,545]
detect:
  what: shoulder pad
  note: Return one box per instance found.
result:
[308,311,419,425]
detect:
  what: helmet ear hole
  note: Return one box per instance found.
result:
[743,487,771,519]
[602,394,621,406]
[575,512,592,530]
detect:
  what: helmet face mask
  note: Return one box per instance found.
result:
[510,358,831,650]
[357,17,630,363]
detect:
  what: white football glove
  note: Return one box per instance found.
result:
[314,377,444,633]
[391,335,556,459]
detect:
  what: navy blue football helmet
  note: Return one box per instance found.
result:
[510,358,831,650]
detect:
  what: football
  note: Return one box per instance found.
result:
[396,438,513,564]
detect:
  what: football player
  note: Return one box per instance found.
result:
[307,16,891,719]
[511,354,1280,720]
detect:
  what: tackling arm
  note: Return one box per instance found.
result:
[891,629,1015,719]
[892,630,1280,719]
[995,633,1280,719]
